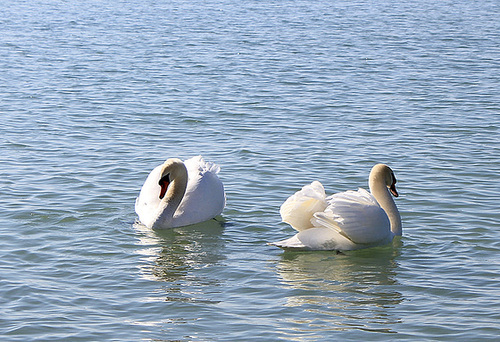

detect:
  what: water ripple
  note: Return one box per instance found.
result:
[1,0,500,340]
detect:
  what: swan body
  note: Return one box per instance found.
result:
[270,164,401,251]
[135,156,225,229]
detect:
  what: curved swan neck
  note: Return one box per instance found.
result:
[152,161,188,228]
[369,166,402,236]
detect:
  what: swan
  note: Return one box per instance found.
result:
[135,156,225,229]
[270,164,401,251]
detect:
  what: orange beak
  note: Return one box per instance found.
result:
[158,175,170,199]
[390,182,399,197]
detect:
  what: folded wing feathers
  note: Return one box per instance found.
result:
[326,188,379,207]
[313,188,391,244]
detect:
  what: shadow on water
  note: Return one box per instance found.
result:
[134,218,226,304]
[275,239,404,336]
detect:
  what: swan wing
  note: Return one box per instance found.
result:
[313,188,393,244]
[174,156,226,226]
[279,181,328,231]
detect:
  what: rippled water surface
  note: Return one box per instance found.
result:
[1,0,499,340]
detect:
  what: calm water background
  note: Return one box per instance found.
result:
[1,0,499,340]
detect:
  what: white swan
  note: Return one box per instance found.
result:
[270,164,402,251]
[135,156,225,229]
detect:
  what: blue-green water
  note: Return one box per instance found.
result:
[1,0,499,340]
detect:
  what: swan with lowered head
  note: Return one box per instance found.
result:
[135,156,225,229]
[270,164,401,251]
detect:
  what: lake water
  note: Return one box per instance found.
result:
[1,0,499,340]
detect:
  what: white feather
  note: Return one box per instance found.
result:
[313,188,392,244]
[279,181,328,231]
[135,156,225,229]
[271,164,401,251]
[270,227,357,251]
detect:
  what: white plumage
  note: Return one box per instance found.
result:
[135,156,225,229]
[271,164,401,251]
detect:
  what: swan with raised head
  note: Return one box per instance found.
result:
[270,164,401,251]
[135,156,225,229]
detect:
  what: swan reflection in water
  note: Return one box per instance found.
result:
[275,241,404,336]
[134,219,226,304]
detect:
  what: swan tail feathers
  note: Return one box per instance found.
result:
[184,155,221,174]
[269,228,358,251]
[269,234,308,249]
[279,181,328,231]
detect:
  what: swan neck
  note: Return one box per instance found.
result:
[369,176,402,236]
[153,168,188,228]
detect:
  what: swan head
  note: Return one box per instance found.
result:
[370,164,398,197]
[158,158,187,200]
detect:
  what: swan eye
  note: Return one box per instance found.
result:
[159,173,170,186]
